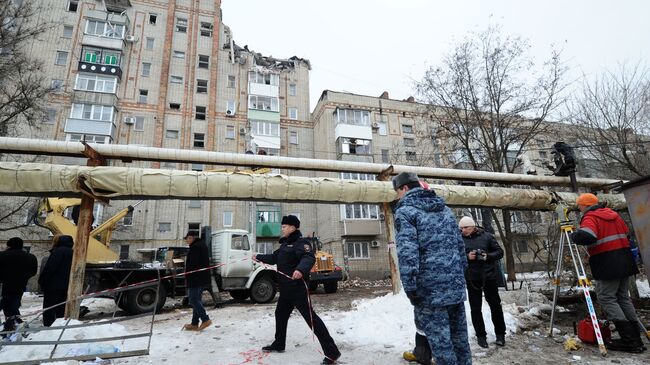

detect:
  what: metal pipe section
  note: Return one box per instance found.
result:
[0,137,622,188]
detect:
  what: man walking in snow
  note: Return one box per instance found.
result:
[0,237,37,334]
[182,232,212,331]
[570,193,644,353]
[255,215,341,365]
[392,172,472,365]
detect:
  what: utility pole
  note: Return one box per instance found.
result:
[378,167,401,294]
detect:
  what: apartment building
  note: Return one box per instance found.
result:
[7,0,315,260]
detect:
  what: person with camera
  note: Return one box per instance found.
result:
[459,216,506,348]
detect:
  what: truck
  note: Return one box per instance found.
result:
[37,198,343,315]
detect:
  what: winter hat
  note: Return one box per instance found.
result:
[576,193,599,207]
[458,216,476,228]
[392,172,420,190]
[281,215,300,228]
[6,237,23,249]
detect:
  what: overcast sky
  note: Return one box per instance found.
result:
[220,0,650,110]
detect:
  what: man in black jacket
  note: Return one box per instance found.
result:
[183,232,212,331]
[39,235,74,327]
[459,216,507,348]
[0,237,37,333]
[255,215,341,365]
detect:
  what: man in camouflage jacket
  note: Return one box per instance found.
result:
[393,172,472,365]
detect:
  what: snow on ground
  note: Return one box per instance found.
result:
[637,278,650,298]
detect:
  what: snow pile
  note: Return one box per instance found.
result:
[0,318,144,363]
[637,278,650,298]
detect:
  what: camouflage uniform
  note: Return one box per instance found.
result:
[395,187,472,365]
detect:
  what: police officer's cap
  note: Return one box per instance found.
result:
[281,215,300,228]
[392,172,420,190]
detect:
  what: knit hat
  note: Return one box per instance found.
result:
[458,216,476,228]
[392,172,420,190]
[281,215,300,228]
[7,237,23,249]
[576,193,599,207]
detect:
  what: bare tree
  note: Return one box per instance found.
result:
[567,63,650,179]
[415,25,566,281]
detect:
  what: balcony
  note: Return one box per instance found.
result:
[64,118,117,140]
[72,91,118,108]
[256,209,281,238]
[338,154,374,163]
[249,82,279,98]
[256,222,281,238]
[248,109,280,122]
[342,220,382,236]
[335,123,372,140]
[78,61,122,79]
[82,34,124,51]
[86,9,130,28]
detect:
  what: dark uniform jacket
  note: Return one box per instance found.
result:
[38,237,74,292]
[571,205,638,280]
[0,247,38,296]
[463,228,504,282]
[185,239,212,288]
[257,230,315,289]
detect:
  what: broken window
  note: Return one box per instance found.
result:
[248,95,279,112]
[149,13,157,25]
[402,124,414,134]
[169,103,181,110]
[138,89,148,103]
[200,22,213,37]
[176,18,187,33]
[338,138,371,155]
[248,71,279,86]
[67,0,78,12]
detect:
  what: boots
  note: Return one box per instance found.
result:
[607,321,645,353]
[413,333,432,365]
[477,336,488,348]
[262,342,285,353]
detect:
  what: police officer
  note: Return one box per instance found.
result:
[255,215,341,365]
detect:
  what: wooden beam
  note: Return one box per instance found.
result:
[378,167,401,295]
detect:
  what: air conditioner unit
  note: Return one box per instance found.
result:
[371,122,379,129]
[371,240,380,248]
[125,35,137,42]
[123,117,135,125]
[378,213,385,221]
[225,109,235,117]
[239,128,246,136]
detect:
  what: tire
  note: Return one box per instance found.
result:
[250,276,277,304]
[323,281,338,294]
[229,290,250,301]
[114,293,128,310]
[125,285,167,314]
[309,282,319,291]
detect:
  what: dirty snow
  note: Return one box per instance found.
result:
[637,278,650,298]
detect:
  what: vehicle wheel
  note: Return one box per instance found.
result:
[114,293,128,310]
[125,285,167,314]
[250,276,276,303]
[324,281,338,294]
[309,282,319,291]
[229,290,250,301]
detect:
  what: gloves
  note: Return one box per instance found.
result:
[405,291,422,306]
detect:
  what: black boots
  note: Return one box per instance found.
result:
[413,332,432,365]
[477,336,488,348]
[495,334,506,346]
[607,321,645,353]
[262,343,285,353]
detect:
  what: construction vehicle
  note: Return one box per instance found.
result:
[304,236,343,293]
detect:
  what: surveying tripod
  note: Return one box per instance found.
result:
[548,201,608,356]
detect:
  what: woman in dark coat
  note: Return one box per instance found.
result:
[38,234,74,327]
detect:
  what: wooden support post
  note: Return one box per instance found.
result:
[378,167,401,295]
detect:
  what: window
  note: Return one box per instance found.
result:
[193,133,205,148]
[51,79,64,92]
[121,210,133,226]
[191,163,204,171]
[200,22,213,37]
[381,149,389,163]
[336,109,370,126]
[55,51,68,65]
[187,222,200,237]
[169,103,181,110]
[173,50,185,58]
[134,116,145,131]
[62,25,73,38]
[248,71,279,86]
[223,212,233,227]
[176,18,187,33]
[226,100,236,113]
[258,210,281,223]
[226,125,235,139]
[288,107,298,120]
[338,137,371,155]
[257,242,274,254]
[149,13,157,25]
[405,151,417,161]
[66,133,109,144]
[170,75,183,84]
[198,55,209,69]
[188,200,201,208]
[145,37,154,50]
[289,83,296,96]
[516,240,529,253]
[165,129,179,139]
[119,245,129,260]
[138,89,148,103]
[70,104,114,121]
[248,95,279,112]
[195,106,206,120]
[163,163,176,169]
[227,75,236,88]
[251,121,280,137]
[158,222,171,232]
[196,79,208,93]
[539,151,548,159]
[231,235,250,250]
[404,138,415,147]
[289,131,298,145]
[75,74,117,93]
[141,62,151,76]
[344,204,379,220]
[347,241,370,259]
[67,0,78,12]
[85,20,124,39]
[402,124,414,134]
[44,109,57,124]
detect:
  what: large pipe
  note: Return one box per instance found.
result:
[0,137,622,188]
[0,162,627,210]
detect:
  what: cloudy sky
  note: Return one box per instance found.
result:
[220,0,650,109]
